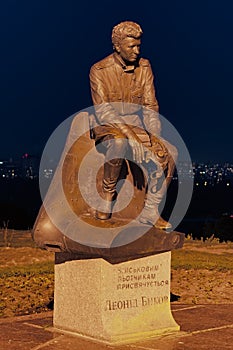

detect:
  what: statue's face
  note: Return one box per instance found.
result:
[116,37,141,63]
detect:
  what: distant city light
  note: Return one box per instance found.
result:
[0,157,232,184]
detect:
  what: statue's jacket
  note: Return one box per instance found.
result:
[89,53,161,142]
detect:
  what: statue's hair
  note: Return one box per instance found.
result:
[112,21,143,49]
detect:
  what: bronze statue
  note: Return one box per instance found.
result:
[32,21,185,258]
[89,21,177,229]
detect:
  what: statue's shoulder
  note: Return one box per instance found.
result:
[139,57,151,67]
[92,54,114,70]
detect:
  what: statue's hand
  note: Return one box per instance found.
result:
[150,135,161,147]
[117,123,145,163]
[147,136,169,171]
[128,134,145,163]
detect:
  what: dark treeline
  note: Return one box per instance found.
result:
[174,182,233,242]
[0,178,41,230]
[0,179,233,242]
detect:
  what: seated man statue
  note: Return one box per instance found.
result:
[89,21,177,230]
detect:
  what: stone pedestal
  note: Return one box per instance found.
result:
[53,251,179,344]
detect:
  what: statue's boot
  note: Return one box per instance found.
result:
[140,205,172,230]
[139,176,173,230]
[95,159,122,220]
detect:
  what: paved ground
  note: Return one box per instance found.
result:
[0,304,233,350]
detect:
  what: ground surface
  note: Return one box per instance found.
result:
[1,305,233,349]
[0,230,232,317]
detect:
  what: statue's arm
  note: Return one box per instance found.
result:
[89,66,119,125]
[142,63,161,140]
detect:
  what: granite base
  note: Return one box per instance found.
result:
[53,251,179,344]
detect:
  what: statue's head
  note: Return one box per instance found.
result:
[112,21,143,64]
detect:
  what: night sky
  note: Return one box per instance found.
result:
[1,0,233,162]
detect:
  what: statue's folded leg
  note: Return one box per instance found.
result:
[95,136,127,220]
[139,139,177,230]
[95,159,123,220]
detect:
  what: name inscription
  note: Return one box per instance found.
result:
[105,296,168,311]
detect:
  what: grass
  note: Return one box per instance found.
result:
[0,229,36,248]
[0,261,54,318]
[171,239,233,304]
[0,229,54,317]
[171,249,233,271]
[0,261,54,278]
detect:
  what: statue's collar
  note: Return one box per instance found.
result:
[113,53,137,72]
